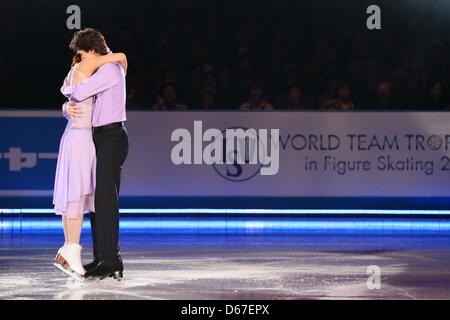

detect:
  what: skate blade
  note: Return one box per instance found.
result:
[53,263,84,282]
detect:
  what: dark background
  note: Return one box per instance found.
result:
[0,0,449,110]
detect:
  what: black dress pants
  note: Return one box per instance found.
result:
[91,125,128,268]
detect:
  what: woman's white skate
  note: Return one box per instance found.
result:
[53,243,86,282]
[53,261,84,282]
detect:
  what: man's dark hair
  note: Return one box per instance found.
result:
[69,27,109,56]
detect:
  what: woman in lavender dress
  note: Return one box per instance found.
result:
[53,50,127,279]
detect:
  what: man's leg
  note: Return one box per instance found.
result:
[88,127,128,276]
[83,212,99,271]
[112,131,128,267]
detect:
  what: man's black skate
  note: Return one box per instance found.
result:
[84,260,123,280]
[83,259,99,272]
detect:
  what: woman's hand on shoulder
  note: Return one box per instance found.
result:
[115,52,128,73]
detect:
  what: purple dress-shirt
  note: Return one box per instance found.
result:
[61,62,126,127]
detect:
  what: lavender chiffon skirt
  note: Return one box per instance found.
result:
[53,128,96,218]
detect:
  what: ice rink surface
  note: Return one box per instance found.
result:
[1,217,450,300]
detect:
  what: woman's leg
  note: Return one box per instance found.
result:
[56,198,86,276]
[62,216,68,243]
[66,215,84,244]
[66,196,86,244]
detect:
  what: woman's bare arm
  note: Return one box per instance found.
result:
[76,53,127,78]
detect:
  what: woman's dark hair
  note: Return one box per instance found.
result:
[69,28,108,65]
[72,53,81,66]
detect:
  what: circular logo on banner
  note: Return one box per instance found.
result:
[212,127,264,182]
[427,135,442,150]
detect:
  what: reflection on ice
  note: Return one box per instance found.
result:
[1,218,450,299]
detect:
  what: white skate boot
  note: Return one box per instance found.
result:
[54,243,85,281]
[56,242,67,256]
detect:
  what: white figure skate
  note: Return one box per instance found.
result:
[54,243,85,282]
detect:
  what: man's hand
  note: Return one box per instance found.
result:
[67,102,83,119]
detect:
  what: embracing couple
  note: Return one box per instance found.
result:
[53,28,128,281]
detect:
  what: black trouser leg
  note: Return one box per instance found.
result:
[114,165,122,263]
[93,126,128,269]
[89,212,99,261]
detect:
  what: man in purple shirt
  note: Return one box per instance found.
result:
[62,28,128,280]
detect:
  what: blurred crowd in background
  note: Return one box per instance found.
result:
[0,0,449,110]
